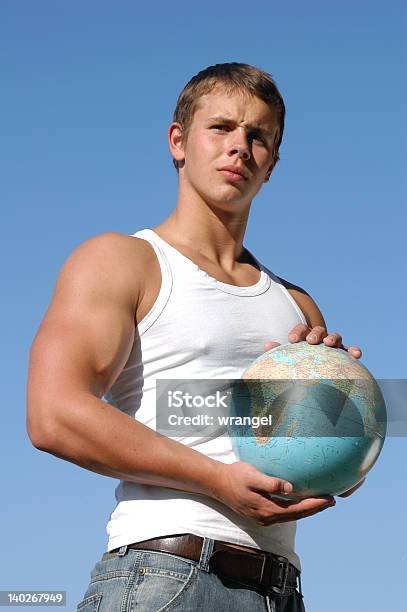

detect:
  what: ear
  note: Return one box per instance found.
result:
[168,122,186,165]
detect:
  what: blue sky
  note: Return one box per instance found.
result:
[1,1,406,610]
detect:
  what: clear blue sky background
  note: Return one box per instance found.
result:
[1,1,406,610]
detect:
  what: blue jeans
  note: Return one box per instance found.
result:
[77,539,305,612]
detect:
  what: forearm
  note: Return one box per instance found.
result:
[31,393,223,500]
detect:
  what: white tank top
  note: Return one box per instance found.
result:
[104,228,307,570]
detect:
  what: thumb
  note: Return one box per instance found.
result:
[253,470,293,496]
[264,340,281,352]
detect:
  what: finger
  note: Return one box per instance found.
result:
[281,495,336,513]
[258,496,336,525]
[322,332,343,347]
[305,325,328,344]
[242,463,294,495]
[252,473,294,496]
[264,340,281,351]
[288,324,310,343]
[346,346,362,359]
[284,503,336,522]
[322,335,362,359]
[267,478,294,496]
[265,494,335,513]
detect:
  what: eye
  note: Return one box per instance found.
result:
[211,124,230,132]
[249,132,265,145]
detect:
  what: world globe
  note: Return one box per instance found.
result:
[229,341,387,499]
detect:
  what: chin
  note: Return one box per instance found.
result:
[193,179,252,209]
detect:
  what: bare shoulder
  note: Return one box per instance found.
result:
[63,231,156,274]
[28,232,160,409]
[277,275,326,328]
[55,231,158,304]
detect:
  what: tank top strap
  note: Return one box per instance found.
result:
[131,229,173,335]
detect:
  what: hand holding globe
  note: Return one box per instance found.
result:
[264,323,363,360]
[212,460,337,527]
[228,328,386,502]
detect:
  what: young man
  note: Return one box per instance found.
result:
[27,63,363,612]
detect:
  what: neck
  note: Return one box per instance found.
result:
[154,181,252,265]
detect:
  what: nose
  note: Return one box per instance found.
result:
[228,130,251,161]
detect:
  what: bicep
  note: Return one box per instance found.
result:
[30,293,134,399]
[27,235,137,433]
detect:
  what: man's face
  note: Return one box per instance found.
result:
[174,89,280,211]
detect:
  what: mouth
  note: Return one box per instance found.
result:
[218,166,249,182]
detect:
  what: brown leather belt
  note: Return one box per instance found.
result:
[109,533,300,594]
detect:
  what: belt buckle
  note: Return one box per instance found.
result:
[269,556,289,595]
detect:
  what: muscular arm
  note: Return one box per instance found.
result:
[26,233,220,498]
